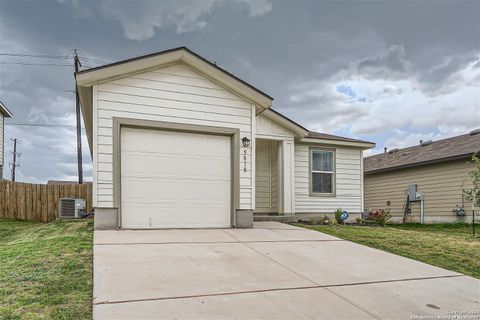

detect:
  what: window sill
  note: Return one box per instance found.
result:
[309,192,336,198]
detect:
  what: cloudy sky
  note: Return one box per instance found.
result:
[0,0,479,183]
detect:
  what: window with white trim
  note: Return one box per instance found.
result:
[311,149,334,194]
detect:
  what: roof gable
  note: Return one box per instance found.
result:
[76,47,272,109]
[258,109,308,137]
[101,62,254,106]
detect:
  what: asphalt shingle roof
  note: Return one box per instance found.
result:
[268,108,375,145]
[307,131,374,144]
[364,131,480,174]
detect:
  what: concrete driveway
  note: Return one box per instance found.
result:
[93,222,480,319]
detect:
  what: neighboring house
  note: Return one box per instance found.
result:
[364,131,480,223]
[76,47,374,229]
[0,101,13,180]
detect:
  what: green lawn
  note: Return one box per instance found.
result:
[1,220,477,318]
[0,219,93,320]
[296,223,480,279]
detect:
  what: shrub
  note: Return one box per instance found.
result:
[334,208,344,224]
[368,208,392,227]
[356,217,363,224]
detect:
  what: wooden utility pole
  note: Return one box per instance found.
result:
[74,49,83,184]
[10,138,17,181]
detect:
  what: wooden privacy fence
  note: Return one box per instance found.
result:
[0,180,92,222]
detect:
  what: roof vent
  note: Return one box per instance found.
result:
[470,128,480,136]
[420,140,433,146]
[388,148,399,154]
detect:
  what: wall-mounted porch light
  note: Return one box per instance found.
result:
[242,137,251,147]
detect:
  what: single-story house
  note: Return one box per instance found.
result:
[364,131,480,223]
[0,101,13,180]
[76,47,374,229]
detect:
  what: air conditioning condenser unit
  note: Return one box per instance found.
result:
[59,198,86,219]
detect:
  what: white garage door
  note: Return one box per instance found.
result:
[120,127,231,228]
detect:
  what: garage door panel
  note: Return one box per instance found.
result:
[120,130,150,150]
[121,127,231,228]
[144,130,230,157]
[122,180,230,202]
[122,205,230,228]
[122,157,230,179]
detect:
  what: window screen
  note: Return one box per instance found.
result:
[311,150,334,194]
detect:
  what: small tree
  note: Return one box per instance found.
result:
[463,156,480,208]
[463,156,480,237]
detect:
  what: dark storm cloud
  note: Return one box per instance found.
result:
[357,45,409,79]
[0,0,478,181]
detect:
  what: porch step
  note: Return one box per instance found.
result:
[253,215,298,223]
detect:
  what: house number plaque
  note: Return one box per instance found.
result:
[243,149,247,173]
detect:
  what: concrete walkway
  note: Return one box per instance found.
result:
[93,222,480,319]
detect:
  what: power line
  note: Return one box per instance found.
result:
[25,143,89,152]
[6,123,85,129]
[0,61,97,69]
[15,138,88,150]
[13,138,90,154]
[78,56,109,64]
[31,90,76,94]
[0,51,111,63]
[0,62,72,67]
[0,52,110,68]
[0,53,69,59]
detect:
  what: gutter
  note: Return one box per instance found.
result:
[300,137,375,149]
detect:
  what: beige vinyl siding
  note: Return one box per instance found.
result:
[364,159,476,221]
[0,113,3,168]
[294,144,363,213]
[94,63,254,209]
[271,143,278,212]
[255,139,270,212]
[255,139,278,213]
[256,113,295,139]
[255,113,294,214]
